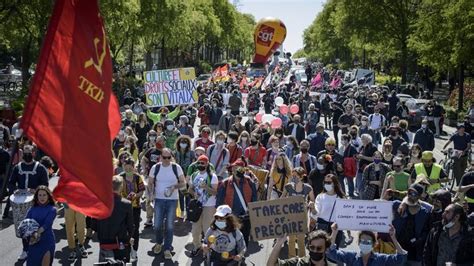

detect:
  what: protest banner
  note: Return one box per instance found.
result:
[143,67,198,107]
[333,199,393,233]
[248,196,308,241]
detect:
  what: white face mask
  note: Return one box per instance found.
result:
[359,243,373,255]
[149,136,157,143]
[241,137,248,142]
[166,125,174,131]
[324,184,334,192]
[215,220,227,230]
[179,143,188,149]
[361,121,368,126]
[421,124,427,129]
[216,140,224,145]
[316,163,325,170]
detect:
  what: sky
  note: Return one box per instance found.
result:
[236,0,325,54]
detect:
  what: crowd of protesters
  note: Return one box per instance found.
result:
[0,61,473,266]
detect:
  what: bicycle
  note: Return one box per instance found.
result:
[439,148,455,191]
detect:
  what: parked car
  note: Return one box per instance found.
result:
[406,98,431,131]
[196,74,211,85]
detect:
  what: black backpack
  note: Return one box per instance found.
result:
[186,198,203,222]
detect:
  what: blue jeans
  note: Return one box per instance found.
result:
[154,199,177,251]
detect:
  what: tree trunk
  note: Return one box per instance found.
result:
[128,38,135,76]
[161,37,166,69]
[21,39,32,89]
[400,40,408,84]
[457,64,464,120]
[145,51,152,71]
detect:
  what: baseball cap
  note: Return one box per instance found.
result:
[197,155,209,163]
[215,205,232,217]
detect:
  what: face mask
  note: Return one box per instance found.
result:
[361,121,368,126]
[316,163,325,171]
[197,165,206,171]
[23,153,33,163]
[324,184,334,192]
[309,251,324,261]
[227,138,234,144]
[166,125,174,131]
[180,143,188,149]
[251,140,258,146]
[286,142,293,147]
[124,144,131,149]
[215,220,227,230]
[359,243,373,255]
[341,140,348,146]
[216,140,224,145]
[301,148,308,153]
[241,137,248,142]
[249,117,254,121]
[421,124,427,129]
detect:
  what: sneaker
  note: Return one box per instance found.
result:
[153,244,162,255]
[18,251,27,261]
[68,251,77,262]
[164,250,172,260]
[79,245,88,258]
[130,249,138,261]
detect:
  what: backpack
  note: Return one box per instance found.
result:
[369,114,385,129]
[153,162,179,181]
[208,145,227,168]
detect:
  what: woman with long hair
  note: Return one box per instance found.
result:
[267,153,293,200]
[237,131,251,151]
[406,144,422,172]
[174,135,195,218]
[361,151,391,200]
[312,174,346,246]
[202,205,246,266]
[25,186,57,266]
[119,136,139,161]
[281,167,315,258]
[135,112,151,153]
[283,135,300,162]
[382,139,394,168]
[265,135,282,170]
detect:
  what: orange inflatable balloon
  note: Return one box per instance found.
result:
[253,17,287,64]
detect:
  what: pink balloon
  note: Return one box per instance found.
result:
[279,104,289,115]
[255,113,263,123]
[271,117,283,129]
[290,104,299,114]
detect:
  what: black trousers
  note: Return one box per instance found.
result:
[132,207,141,251]
[239,216,251,246]
[333,126,340,147]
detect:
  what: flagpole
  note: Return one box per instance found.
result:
[0,137,19,226]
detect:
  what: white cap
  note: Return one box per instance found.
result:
[214,205,232,217]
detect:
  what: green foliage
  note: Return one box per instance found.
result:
[375,74,402,85]
[293,49,307,59]
[197,60,212,73]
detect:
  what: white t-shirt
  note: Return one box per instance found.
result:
[149,163,184,200]
[315,193,338,222]
[191,171,219,207]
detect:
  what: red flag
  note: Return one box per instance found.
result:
[219,64,229,77]
[21,0,120,218]
[212,66,222,81]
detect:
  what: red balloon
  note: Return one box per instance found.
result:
[290,104,299,114]
[255,113,263,123]
[271,117,282,129]
[279,104,289,115]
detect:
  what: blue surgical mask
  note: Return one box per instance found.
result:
[359,243,373,255]
[215,221,227,230]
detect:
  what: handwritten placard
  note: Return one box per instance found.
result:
[248,196,308,241]
[333,199,393,233]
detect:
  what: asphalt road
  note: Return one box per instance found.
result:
[0,115,457,266]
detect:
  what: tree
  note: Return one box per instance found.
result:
[409,0,474,112]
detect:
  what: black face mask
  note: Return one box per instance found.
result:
[235,171,245,178]
[23,153,33,163]
[309,251,324,261]
[250,140,258,146]
[301,148,308,154]
[197,165,206,171]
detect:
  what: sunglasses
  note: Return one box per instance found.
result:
[162,156,172,160]
[308,245,325,252]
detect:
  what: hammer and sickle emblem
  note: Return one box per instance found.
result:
[84,27,107,75]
